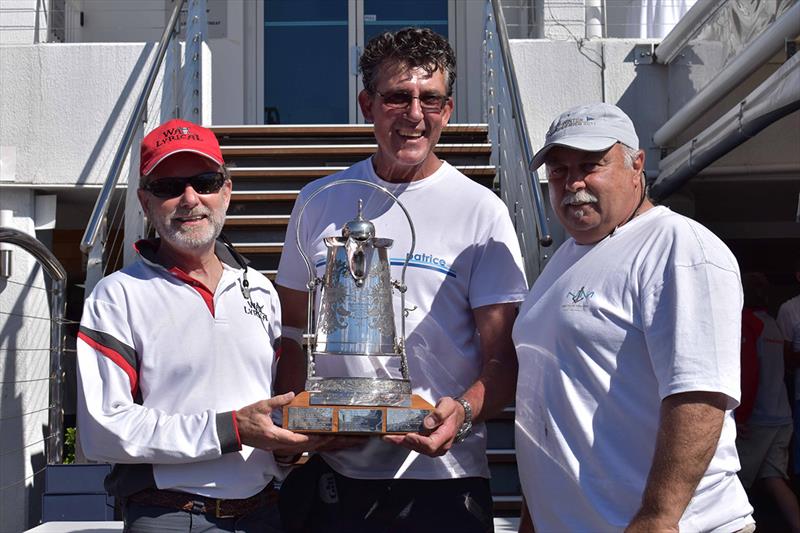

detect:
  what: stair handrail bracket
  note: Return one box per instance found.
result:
[0,227,68,465]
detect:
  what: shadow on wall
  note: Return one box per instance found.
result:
[75,42,155,187]
[0,264,51,531]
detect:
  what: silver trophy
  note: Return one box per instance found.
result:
[283,180,433,434]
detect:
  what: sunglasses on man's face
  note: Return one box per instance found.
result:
[142,172,226,198]
[375,90,449,112]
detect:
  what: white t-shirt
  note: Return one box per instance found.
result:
[276,158,527,479]
[747,309,792,425]
[513,206,753,532]
[777,295,800,351]
[777,294,800,400]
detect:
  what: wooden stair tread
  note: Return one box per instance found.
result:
[228,165,495,179]
[224,215,291,226]
[222,144,492,157]
[231,243,284,254]
[212,123,488,137]
[231,191,299,201]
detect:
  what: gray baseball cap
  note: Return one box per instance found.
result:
[529,102,639,170]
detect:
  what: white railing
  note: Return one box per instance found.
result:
[0,227,67,531]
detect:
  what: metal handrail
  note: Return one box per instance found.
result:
[0,227,67,464]
[79,0,186,255]
[490,0,552,246]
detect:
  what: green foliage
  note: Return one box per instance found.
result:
[63,426,76,464]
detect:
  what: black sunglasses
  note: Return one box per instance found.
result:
[375,90,448,111]
[142,172,226,198]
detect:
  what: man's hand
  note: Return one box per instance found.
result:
[382,396,464,457]
[236,392,312,451]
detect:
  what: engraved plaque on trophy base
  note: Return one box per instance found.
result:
[284,391,434,435]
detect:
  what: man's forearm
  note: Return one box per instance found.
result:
[628,391,728,530]
[460,353,517,424]
[466,303,519,423]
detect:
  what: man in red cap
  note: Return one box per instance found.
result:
[76,119,319,532]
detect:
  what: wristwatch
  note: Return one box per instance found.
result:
[454,397,473,443]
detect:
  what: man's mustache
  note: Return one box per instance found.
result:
[562,190,598,206]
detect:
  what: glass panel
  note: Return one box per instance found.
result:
[362,0,448,44]
[264,0,349,124]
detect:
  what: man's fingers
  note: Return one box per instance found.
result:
[424,403,450,429]
[266,391,296,409]
[384,430,450,456]
[270,425,310,446]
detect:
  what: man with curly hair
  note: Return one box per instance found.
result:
[275,28,526,532]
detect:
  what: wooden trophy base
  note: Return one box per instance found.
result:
[283,391,434,435]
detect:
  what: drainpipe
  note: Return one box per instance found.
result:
[653,1,800,147]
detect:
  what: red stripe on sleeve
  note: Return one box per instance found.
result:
[78,331,139,397]
[231,410,242,448]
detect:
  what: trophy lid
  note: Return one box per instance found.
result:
[342,199,375,241]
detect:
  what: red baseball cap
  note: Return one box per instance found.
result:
[140,119,224,176]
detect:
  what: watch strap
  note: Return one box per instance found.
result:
[454,397,473,443]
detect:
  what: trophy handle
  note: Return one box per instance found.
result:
[294,179,417,379]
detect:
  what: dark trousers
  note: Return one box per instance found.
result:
[122,501,283,533]
[279,455,494,533]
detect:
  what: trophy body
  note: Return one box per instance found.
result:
[283,180,434,435]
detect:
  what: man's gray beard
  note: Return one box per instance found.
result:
[151,207,225,250]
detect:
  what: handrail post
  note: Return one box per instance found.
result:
[489,0,552,247]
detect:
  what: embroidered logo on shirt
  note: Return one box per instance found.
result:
[567,286,595,303]
[244,300,269,322]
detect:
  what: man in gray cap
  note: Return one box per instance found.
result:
[512,103,755,532]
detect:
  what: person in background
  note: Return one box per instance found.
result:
[777,257,800,480]
[737,272,800,532]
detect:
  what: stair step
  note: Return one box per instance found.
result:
[492,495,523,513]
[213,123,489,142]
[228,165,495,179]
[232,243,284,254]
[259,269,278,279]
[225,215,291,226]
[231,191,300,201]
[214,123,489,134]
[487,449,517,463]
[222,143,492,158]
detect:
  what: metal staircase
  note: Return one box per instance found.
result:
[213,122,521,515]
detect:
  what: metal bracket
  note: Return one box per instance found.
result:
[633,43,656,65]
[787,38,798,59]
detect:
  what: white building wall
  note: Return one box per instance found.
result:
[511,38,668,174]
[0,43,168,187]
[0,191,49,533]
